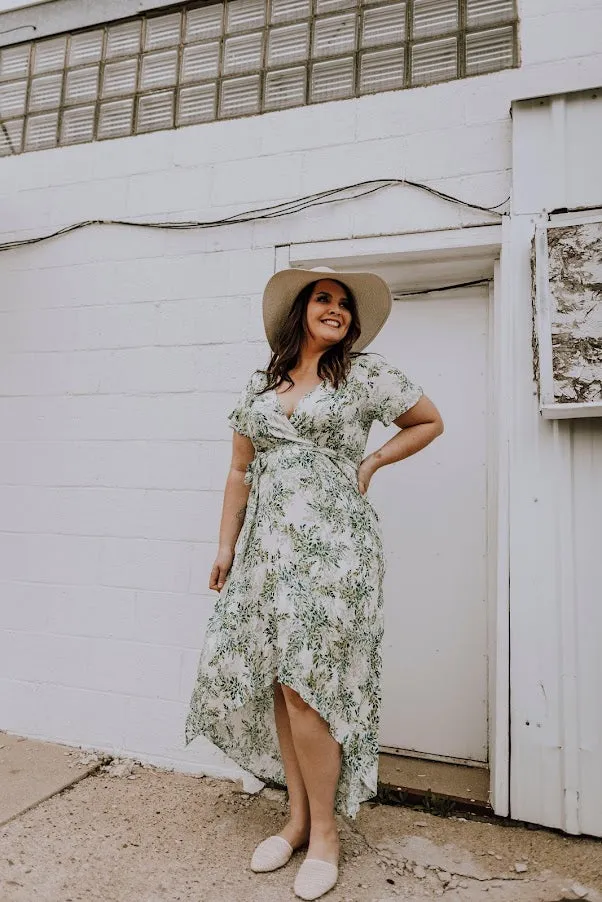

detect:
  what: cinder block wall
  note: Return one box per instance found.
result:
[0,0,600,782]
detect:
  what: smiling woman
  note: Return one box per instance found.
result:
[185,264,443,900]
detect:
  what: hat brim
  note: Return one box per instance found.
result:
[262,268,392,353]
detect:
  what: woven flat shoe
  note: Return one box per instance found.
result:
[293,857,339,900]
[250,835,294,872]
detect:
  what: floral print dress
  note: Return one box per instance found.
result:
[184,352,423,819]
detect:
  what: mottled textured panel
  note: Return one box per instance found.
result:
[547,222,602,405]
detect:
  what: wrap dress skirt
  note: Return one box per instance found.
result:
[184,351,423,819]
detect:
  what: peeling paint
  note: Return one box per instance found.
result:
[530,235,540,387]
[547,223,602,404]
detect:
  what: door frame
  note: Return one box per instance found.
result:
[274,224,510,817]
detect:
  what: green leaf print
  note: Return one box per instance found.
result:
[184,353,423,819]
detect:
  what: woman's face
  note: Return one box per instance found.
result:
[303,279,353,348]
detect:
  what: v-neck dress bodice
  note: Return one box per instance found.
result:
[273,379,326,421]
[184,352,423,818]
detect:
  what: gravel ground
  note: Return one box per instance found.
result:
[1,753,601,902]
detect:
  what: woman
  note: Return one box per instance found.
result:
[184,265,444,900]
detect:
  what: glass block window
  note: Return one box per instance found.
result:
[0,0,518,156]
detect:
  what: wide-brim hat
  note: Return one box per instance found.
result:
[262,266,392,353]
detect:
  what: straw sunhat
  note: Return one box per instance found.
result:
[262,266,392,353]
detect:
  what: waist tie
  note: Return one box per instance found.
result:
[244,441,358,490]
[233,440,377,564]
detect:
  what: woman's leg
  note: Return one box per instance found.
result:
[279,683,342,865]
[273,679,311,847]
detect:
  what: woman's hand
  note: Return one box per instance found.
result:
[358,454,379,495]
[209,546,235,592]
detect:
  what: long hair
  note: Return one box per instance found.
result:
[257,279,368,395]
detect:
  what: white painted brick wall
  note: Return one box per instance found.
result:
[0,0,600,791]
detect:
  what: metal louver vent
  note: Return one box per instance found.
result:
[61,105,95,144]
[411,35,457,83]
[97,97,134,138]
[316,0,357,12]
[466,0,514,26]
[24,110,58,149]
[106,21,141,58]
[264,66,306,109]
[64,66,99,105]
[361,3,406,47]
[68,31,103,66]
[102,58,138,97]
[137,89,175,132]
[223,32,264,74]
[181,43,221,82]
[28,74,63,112]
[33,37,66,74]
[185,5,224,41]
[466,25,514,74]
[227,0,266,33]
[413,0,457,36]
[268,23,310,65]
[0,44,30,81]
[145,13,182,49]
[0,79,27,118]
[0,117,23,155]
[140,50,179,90]
[311,56,354,101]
[219,74,261,116]
[270,0,311,23]
[178,83,217,123]
[360,47,404,92]
[313,13,357,58]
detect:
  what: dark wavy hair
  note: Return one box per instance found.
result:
[257,279,368,395]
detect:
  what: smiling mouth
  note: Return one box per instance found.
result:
[321,319,342,328]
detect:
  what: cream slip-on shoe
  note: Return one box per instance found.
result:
[250,835,294,872]
[293,857,339,900]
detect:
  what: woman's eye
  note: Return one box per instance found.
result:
[316,295,348,307]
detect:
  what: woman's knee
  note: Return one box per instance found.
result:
[278,682,311,712]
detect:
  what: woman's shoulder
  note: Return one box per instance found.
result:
[247,368,270,392]
[349,352,388,379]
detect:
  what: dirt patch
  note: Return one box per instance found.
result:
[0,761,600,902]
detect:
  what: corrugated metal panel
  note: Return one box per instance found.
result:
[510,88,602,838]
[572,419,602,837]
[512,91,602,215]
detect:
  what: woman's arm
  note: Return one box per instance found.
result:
[358,395,444,493]
[209,432,256,592]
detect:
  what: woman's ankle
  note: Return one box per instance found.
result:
[278,819,310,850]
[286,814,310,834]
[309,820,338,838]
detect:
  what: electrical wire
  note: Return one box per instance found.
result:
[393,278,491,298]
[0,177,509,254]
[0,24,36,36]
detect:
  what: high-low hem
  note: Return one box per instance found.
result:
[183,356,422,825]
[184,666,378,820]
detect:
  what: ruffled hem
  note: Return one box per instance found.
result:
[184,667,378,820]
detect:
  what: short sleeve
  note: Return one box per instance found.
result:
[227,371,259,438]
[365,354,423,426]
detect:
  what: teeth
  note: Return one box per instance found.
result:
[322,319,340,327]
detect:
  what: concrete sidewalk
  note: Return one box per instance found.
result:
[1,733,601,902]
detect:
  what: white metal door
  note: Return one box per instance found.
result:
[367,285,489,763]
